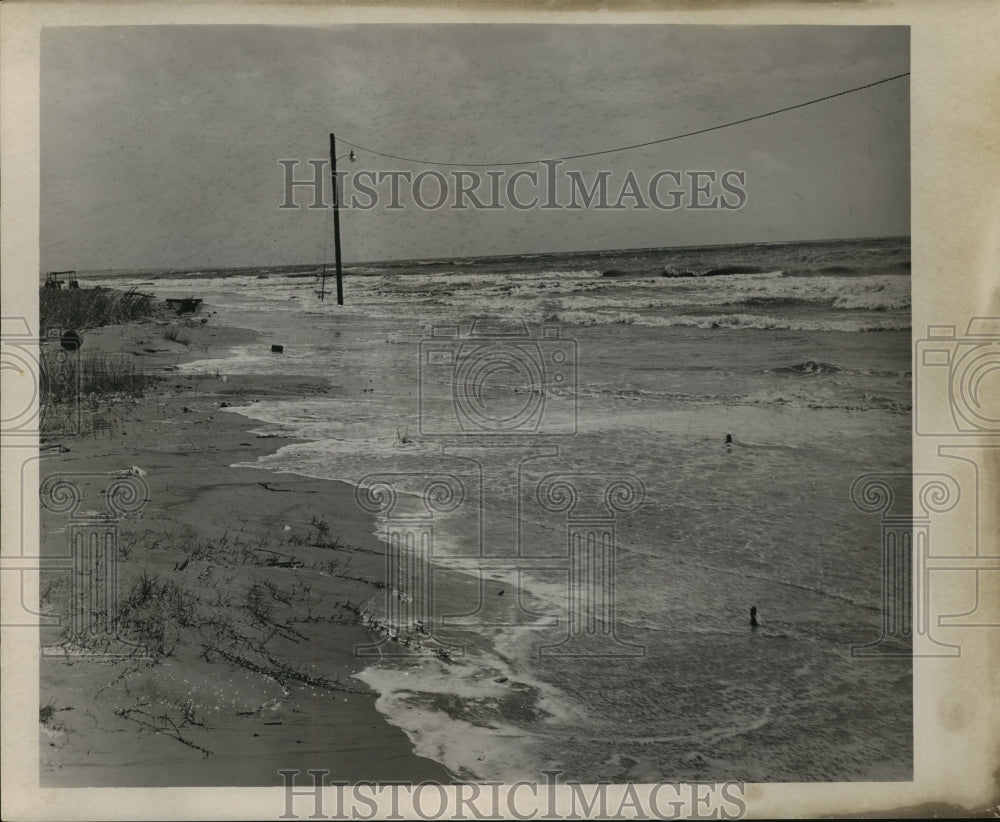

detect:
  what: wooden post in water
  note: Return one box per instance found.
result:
[330,132,345,305]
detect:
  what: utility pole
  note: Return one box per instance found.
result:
[330,132,344,305]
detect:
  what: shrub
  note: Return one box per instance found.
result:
[40,286,159,334]
[40,350,157,405]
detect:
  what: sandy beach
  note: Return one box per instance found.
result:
[7,13,998,817]
[36,237,916,786]
[38,314,452,786]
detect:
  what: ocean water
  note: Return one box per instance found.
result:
[92,236,912,782]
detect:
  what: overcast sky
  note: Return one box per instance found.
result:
[40,25,908,271]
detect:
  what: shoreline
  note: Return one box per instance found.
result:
[38,315,453,786]
[34,281,916,785]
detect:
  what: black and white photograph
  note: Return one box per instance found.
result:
[1,4,997,820]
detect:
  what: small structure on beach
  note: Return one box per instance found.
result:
[164,297,203,314]
[44,271,79,289]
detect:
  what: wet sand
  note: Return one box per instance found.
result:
[38,317,452,786]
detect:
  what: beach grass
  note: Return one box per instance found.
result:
[37,286,171,437]
[161,324,191,346]
[41,349,158,402]
[40,285,160,334]
[39,349,159,437]
[35,313,456,784]
[40,523,385,714]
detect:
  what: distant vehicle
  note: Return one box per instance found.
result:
[43,270,78,289]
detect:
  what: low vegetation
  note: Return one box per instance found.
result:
[41,350,157,403]
[39,349,158,438]
[39,518,459,759]
[40,285,159,334]
[38,286,165,438]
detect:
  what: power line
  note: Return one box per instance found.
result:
[339,71,909,168]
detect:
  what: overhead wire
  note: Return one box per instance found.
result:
[336,72,909,168]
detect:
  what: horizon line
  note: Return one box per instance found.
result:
[45,233,911,278]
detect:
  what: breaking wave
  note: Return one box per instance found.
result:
[540,310,909,332]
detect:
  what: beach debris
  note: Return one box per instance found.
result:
[110,465,148,477]
[220,375,228,382]
[494,676,509,684]
[164,297,203,314]
[257,481,290,492]
[497,590,505,596]
[182,406,192,413]
[271,344,284,353]
[395,426,419,446]
[220,401,232,408]
[253,547,304,568]
[173,557,190,572]
[432,648,454,663]
[59,329,83,351]
[283,525,292,531]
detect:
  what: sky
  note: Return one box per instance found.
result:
[40,25,909,271]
